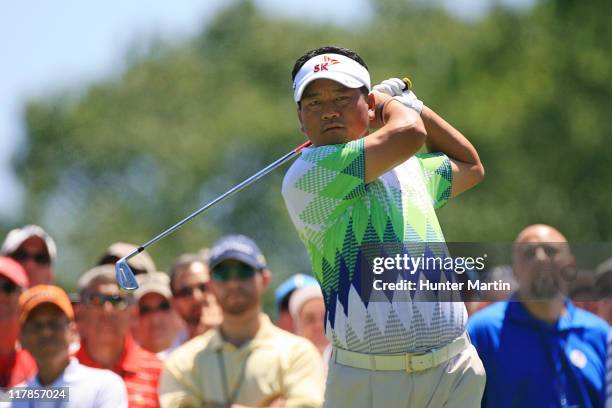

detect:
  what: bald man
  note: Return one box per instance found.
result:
[467,224,609,408]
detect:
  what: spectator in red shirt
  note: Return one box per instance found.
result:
[133,272,182,359]
[0,256,36,387]
[75,264,163,408]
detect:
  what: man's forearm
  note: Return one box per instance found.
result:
[421,106,481,165]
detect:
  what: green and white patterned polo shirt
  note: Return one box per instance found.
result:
[282,138,466,354]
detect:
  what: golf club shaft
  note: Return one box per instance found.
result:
[122,140,312,262]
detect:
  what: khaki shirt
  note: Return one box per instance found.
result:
[159,314,324,408]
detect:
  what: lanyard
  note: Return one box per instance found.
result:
[216,349,251,407]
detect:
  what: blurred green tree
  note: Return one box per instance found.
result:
[6,0,611,305]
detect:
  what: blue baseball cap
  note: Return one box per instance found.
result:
[208,235,267,270]
[275,273,319,312]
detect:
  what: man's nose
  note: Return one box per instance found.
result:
[321,107,340,121]
[192,288,205,301]
[534,246,549,262]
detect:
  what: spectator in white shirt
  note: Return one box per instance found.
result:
[11,285,127,408]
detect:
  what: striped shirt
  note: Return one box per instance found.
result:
[76,336,163,408]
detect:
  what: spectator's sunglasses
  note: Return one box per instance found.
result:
[24,318,68,333]
[82,293,133,310]
[212,263,258,282]
[0,279,18,294]
[174,283,208,298]
[12,250,51,265]
[139,301,171,316]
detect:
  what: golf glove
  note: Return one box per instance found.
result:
[373,78,424,114]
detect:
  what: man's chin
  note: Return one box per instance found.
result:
[310,130,363,146]
[222,302,252,316]
[185,316,202,326]
[528,287,562,301]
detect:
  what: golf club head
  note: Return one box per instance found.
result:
[115,258,139,290]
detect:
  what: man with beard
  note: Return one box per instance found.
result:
[159,235,324,408]
[467,224,609,408]
[169,253,221,342]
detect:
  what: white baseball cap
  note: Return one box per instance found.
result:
[98,242,157,275]
[292,53,371,103]
[134,272,172,301]
[1,224,57,262]
[289,285,324,319]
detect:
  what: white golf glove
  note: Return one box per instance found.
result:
[373,78,424,114]
[373,78,405,97]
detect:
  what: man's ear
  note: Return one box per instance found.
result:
[260,269,272,289]
[19,328,27,350]
[561,254,578,282]
[68,321,78,343]
[367,92,376,122]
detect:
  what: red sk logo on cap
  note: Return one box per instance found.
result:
[313,55,340,73]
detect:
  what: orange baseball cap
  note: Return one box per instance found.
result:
[19,285,74,323]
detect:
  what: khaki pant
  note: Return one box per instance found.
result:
[323,344,485,408]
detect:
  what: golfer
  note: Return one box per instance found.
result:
[282,46,486,407]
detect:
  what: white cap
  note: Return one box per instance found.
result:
[99,242,156,275]
[289,285,324,319]
[293,53,371,103]
[134,272,172,301]
[1,224,57,262]
[78,264,117,292]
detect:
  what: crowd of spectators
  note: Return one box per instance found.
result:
[1,223,611,407]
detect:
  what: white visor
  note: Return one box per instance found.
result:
[293,53,371,103]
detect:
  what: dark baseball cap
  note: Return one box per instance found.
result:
[208,235,267,270]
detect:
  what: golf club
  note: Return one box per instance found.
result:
[116,140,312,290]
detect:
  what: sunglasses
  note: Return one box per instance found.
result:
[139,301,171,316]
[0,280,19,295]
[83,293,133,310]
[212,264,257,282]
[174,283,208,298]
[518,244,563,260]
[12,250,51,265]
[24,319,68,333]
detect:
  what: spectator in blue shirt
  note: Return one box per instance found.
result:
[468,224,609,408]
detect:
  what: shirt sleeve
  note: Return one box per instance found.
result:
[282,139,366,229]
[158,358,203,408]
[95,371,129,408]
[415,152,453,209]
[280,340,325,408]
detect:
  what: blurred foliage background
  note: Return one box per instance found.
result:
[2,0,611,311]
